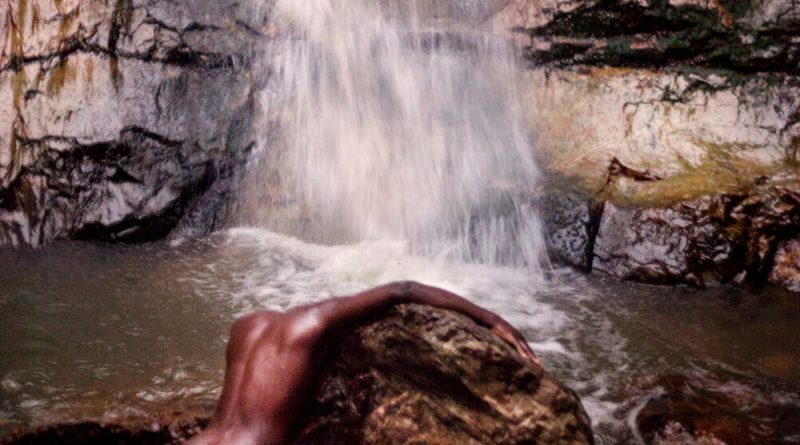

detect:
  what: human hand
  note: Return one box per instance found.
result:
[491,319,541,366]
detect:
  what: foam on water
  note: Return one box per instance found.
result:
[191,228,630,433]
[220,228,553,320]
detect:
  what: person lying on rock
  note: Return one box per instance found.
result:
[187,281,538,445]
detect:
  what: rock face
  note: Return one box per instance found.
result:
[494,0,800,290]
[4,0,799,292]
[540,171,800,288]
[1,304,594,445]
[0,0,265,246]
[594,182,800,286]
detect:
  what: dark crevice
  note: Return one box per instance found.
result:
[0,40,243,74]
[519,0,800,73]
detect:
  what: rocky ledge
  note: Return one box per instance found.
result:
[1,304,594,445]
[542,168,800,289]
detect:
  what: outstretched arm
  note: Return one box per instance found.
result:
[305,281,538,364]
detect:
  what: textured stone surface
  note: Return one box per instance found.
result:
[498,0,800,291]
[498,0,800,190]
[519,69,799,195]
[538,186,599,271]
[593,197,738,287]
[592,180,800,286]
[771,239,800,292]
[0,0,265,246]
[293,304,594,445]
[1,304,593,445]
[634,374,800,445]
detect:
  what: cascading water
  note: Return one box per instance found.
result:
[236,0,549,271]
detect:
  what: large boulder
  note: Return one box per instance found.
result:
[293,304,593,445]
[0,304,594,445]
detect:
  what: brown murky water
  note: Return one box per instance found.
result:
[1,230,799,444]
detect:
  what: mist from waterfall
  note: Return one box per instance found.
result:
[236,0,548,272]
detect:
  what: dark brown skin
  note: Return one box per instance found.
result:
[187,281,538,445]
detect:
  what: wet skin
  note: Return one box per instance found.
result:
[187,281,538,445]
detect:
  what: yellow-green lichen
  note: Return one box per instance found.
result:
[606,140,795,208]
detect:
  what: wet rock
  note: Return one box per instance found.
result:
[0,127,216,245]
[592,183,800,287]
[511,0,800,73]
[294,304,594,444]
[771,239,800,292]
[1,305,594,445]
[538,187,599,271]
[634,374,800,445]
[496,0,800,190]
[592,197,737,287]
[0,0,265,246]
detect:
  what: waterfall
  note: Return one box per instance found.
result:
[236,0,548,272]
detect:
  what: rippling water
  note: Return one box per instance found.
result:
[2,230,799,443]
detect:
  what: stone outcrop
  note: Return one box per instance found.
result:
[493,0,800,290]
[1,304,594,445]
[0,0,265,246]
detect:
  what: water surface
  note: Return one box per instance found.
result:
[2,230,798,443]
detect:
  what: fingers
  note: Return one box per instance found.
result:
[490,322,541,366]
[513,334,540,366]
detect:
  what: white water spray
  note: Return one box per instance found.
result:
[237,0,548,271]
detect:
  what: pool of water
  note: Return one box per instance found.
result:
[1,228,799,443]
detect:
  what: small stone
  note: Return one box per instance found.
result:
[770,239,800,292]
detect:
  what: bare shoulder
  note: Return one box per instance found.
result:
[283,305,327,347]
[230,310,281,338]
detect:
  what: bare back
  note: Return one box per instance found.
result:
[187,282,536,445]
